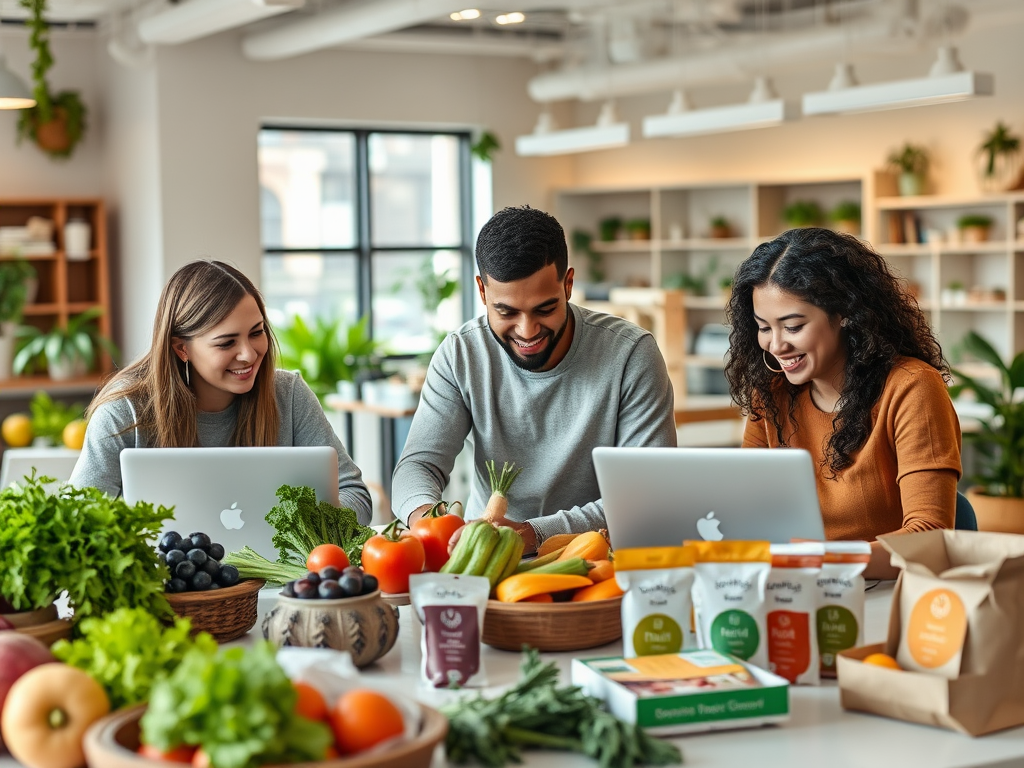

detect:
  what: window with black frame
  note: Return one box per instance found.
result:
[257,127,473,366]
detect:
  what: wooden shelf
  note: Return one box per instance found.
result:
[0,374,107,399]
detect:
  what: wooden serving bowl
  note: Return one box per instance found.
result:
[1,602,73,646]
[482,596,623,652]
[83,702,448,768]
[164,578,265,643]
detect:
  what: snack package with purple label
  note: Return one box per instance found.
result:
[410,572,489,688]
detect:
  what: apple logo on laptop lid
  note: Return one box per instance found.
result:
[220,502,244,530]
[696,511,724,541]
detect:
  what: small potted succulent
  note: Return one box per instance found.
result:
[708,216,731,239]
[624,218,651,241]
[598,216,623,242]
[886,142,930,197]
[957,213,994,244]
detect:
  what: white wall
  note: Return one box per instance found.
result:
[564,23,1024,197]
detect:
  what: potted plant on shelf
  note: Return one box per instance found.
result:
[829,200,862,235]
[624,218,651,241]
[598,216,623,242]
[886,142,929,197]
[15,0,88,159]
[949,332,1024,533]
[957,213,994,244]
[0,259,36,379]
[783,200,824,230]
[708,216,731,239]
[976,120,1022,194]
[13,306,117,380]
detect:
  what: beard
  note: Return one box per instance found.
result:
[490,310,571,372]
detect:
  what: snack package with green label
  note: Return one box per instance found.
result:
[689,540,772,670]
[766,542,824,686]
[816,540,870,678]
[614,546,696,658]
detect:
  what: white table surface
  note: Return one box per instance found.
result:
[5,582,1024,768]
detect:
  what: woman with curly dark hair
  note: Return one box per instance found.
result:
[725,227,961,578]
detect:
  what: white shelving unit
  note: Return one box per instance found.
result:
[557,177,867,405]
[873,191,1024,367]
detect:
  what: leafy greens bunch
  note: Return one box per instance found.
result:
[141,641,333,768]
[441,648,683,768]
[266,484,374,567]
[0,473,173,622]
[52,607,217,709]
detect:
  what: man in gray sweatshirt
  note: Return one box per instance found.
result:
[392,205,677,552]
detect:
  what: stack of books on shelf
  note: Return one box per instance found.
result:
[0,225,55,257]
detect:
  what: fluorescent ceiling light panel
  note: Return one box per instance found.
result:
[642,99,794,138]
[803,49,993,116]
[0,56,35,109]
[138,0,304,45]
[516,122,629,156]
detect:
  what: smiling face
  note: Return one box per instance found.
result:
[752,283,847,403]
[173,294,269,412]
[477,263,575,372]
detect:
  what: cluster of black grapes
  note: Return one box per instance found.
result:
[282,566,378,600]
[159,531,240,593]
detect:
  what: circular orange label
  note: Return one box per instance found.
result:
[905,588,967,669]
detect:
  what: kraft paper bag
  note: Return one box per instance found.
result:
[838,530,1024,736]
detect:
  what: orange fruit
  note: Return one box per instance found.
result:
[330,689,405,755]
[62,418,87,450]
[862,652,902,670]
[293,681,329,722]
[1,413,33,447]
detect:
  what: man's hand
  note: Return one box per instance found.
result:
[490,516,538,554]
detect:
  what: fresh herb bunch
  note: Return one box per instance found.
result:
[52,607,217,709]
[266,484,375,567]
[0,473,173,622]
[141,641,333,768]
[441,648,683,768]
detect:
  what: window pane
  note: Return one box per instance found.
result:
[261,253,359,330]
[258,129,356,249]
[372,250,463,355]
[369,133,462,248]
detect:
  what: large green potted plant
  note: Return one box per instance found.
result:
[949,331,1024,533]
[16,0,88,159]
[0,259,36,378]
[276,314,382,401]
[13,306,117,380]
[886,142,929,196]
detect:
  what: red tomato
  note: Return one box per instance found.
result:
[410,502,465,572]
[307,543,350,573]
[192,748,211,768]
[137,743,197,763]
[361,520,425,594]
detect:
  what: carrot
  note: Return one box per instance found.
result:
[571,578,625,602]
[482,460,523,522]
[586,560,615,583]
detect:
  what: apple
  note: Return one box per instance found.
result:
[0,634,56,751]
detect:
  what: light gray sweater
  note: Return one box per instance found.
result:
[69,370,372,524]
[391,303,677,542]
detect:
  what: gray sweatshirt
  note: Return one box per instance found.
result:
[69,370,372,524]
[391,303,677,542]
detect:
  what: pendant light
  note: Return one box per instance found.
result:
[0,36,35,110]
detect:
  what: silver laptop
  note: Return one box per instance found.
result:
[593,447,825,549]
[121,446,340,559]
[1,447,81,492]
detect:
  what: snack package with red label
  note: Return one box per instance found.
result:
[410,573,489,689]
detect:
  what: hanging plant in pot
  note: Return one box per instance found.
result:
[977,120,1022,194]
[15,0,88,159]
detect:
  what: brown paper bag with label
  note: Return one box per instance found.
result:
[838,530,1024,736]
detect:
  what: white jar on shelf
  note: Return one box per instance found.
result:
[64,219,91,260]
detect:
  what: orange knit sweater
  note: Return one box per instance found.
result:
[743,357,962,541]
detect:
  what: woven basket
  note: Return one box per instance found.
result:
[482,596,623,652]
[165,578,265,643]
[83,702,448,768]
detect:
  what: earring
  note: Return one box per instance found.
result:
[184,359,190,386]
[763,349,784,373]
[840,318,850,328]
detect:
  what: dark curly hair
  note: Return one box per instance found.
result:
[475,205,568,283]
[724,227,947,476]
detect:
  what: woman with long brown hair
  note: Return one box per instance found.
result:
[70,260,371,522]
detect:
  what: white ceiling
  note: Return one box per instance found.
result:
[2,0,1022,103]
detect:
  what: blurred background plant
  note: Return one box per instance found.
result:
[277,314,383,401]
[29,390,84,445]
